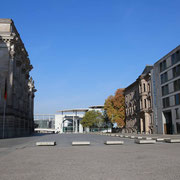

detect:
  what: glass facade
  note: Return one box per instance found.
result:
[162,84,169,96]
[162,97,170,108]
[160,60,167,72]
[175,93,180,105]
[171,50,180,65]
[173,64,180,78]
[174,79,180,92]
[34,115,55,129]
[161,72,168,84]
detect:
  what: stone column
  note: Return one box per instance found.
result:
[140,118,143,133]
[7,44,15,106]
[145,113,150,134]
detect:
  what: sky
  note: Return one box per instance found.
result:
[1,0,180,114]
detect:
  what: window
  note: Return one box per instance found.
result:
[162,85,169,96]
[143,83,146,92]
[144,99,147,108]
[161,72,168,84]
[173,64,180,78]
[171,51,180,65]
[177,123,180,134]
[162,97,170,108]
[174,79,180,92]
[140,99,142,109]
[139,84,142,93]
[160,60,167,72]
[148,83,150,92]
[175,93,180,105]
[175,108,180,119]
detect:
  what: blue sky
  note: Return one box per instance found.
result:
[1,0,180,114]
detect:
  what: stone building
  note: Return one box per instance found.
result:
[153,45,180,134]
[0,19,36,138]
[125,66,154,134]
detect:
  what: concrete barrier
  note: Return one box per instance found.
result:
[135,139,156,144]
[72,141,90,146]
[120,135,124,138]
[143,137,152,140]
[136,136,143,139]
[111,134,116,137]
[124,135,129,138]
[130,136,135,139]
[105,141,124,145]
[165,139,180,143]
[152,137,165,142]
[36,142,56,146]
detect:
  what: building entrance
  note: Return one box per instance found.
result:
[163,111,173,134]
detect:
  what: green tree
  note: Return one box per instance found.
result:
[81,110,104,128]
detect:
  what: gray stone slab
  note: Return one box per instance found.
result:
[130,136,135,139]
[72,141,90,146]
[136,136,143,139]
[165,139,180,143]
[36,141,56,146]
[119,135,124,138]
[105,141,124,145]
[124,135,129,138]
[111,134,116,137]
[143,137,152,140]
[135,139,156,144]
[152,137,165,142]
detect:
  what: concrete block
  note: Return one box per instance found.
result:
[152,137,165,142]
[111,134,116,136]
[105,141,124,145]
[120,135,124,138]
[72,141,90,146]
[165,139,180,143]
[143,137,152,140]
[36,142,56,146]
[136,136,143,139]
[135,139,156,144]
[124,135,129,138]
[130,136,135,139]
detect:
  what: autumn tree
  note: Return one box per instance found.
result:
[104,88,125,128]
[80,110,104,128]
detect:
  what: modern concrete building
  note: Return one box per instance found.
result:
[54,105,109,133]
[55,108,88,133]
[125,66,154,134]
[153,45,180,134]
[0,19,36,138]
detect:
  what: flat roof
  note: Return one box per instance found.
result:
[57,108,89,113]
[89,105,104,109]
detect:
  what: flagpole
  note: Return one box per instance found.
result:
[3,99,6,139]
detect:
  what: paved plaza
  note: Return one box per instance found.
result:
[0,133,180,180]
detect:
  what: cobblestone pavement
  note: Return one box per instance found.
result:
[0,133,180,180]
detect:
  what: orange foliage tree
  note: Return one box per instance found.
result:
[104,88,125,128]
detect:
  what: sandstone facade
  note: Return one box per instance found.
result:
[0,19,36,138]
[125,66,154,134]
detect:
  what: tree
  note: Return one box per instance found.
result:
[104,88,125,128]
[80,110,104,128]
